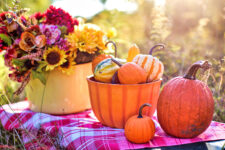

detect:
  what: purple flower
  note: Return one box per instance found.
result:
[39,24,61,45]
[14,39,21,45]
[55,38,70,51]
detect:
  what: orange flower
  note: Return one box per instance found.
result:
[19,32,36,51]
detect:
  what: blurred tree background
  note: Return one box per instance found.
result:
[0,0,225,122]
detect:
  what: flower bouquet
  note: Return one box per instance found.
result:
[0,2,112,114]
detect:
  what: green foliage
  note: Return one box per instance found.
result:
[0,55,22,103]
[12,59,24,67]
[0,34,12,46]
[36,61,47,73]
[0,0,51,14]
[31,70,46,85]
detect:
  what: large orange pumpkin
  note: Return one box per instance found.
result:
[125,103,155,143]
[157,60,214,138]
[132,44,165,82]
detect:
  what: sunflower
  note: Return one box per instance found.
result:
[58,57,76,75]
[43,46,67,71]
[66,24,107,54]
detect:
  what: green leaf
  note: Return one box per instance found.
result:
[57,25,68,37]
[11,59,25,67]
[36,61,47,72]
[31,70,46,85]
[0,34,12,46]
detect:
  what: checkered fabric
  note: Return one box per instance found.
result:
[0,101,225,150]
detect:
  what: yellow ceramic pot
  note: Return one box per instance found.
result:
[26,63,92,114]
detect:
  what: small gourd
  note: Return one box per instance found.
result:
[132,44,165,82]
[127,44,140,62]
[92,54,112,73]
[112,58,147,84]
[92,41,117,72]
[157,61,214,138]
[125,103,155,144]
[94,58,125,83]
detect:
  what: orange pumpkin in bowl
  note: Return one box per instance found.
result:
[87,76,161,128]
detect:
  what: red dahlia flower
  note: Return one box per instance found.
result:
[32,12,45,21]
[43,5,79,33]
[4,46,17,69]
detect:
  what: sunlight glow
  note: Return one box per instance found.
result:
[52,0,138,18]
[154,0,166,6]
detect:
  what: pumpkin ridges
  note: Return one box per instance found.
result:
[107,84,116,127]
[198,82,214,134]
[149,119,155,140]
[143,118,150,142]
[141,57,148,68]
[95,82,106,125]
[176,79,190,137]
[157,77,183,135]
[147,58,155,80]
[166,78,182,137]
[122,85,127,127]
[150,58,163,81]
[152,63,162,81]
[133,54,140,64]
[152,62,162,81]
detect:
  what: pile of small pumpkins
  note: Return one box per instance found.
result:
[92,41,165,84]
[91,41,214,144]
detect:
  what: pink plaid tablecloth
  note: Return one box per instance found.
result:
[0,101,225,150]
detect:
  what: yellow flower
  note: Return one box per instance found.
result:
[43,46,67,71]
[107,27,117,38]
[58,57,76,75]
[66,24,107,54]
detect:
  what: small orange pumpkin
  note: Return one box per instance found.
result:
[91,41,117,72]
[111,58,147,84]
[132,44,165,82]
[127,44,140,62]
[125,103,155,144]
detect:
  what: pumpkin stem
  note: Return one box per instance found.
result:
[105,41,117,58]
[138,103,151,118]
[183,60,212,80]
[111,58,122,67]
[149,44,165,55]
